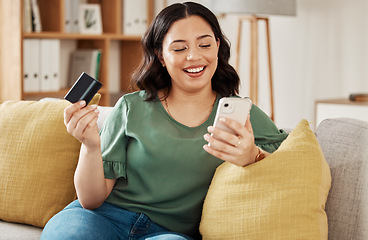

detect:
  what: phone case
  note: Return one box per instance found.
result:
[213,97,252,134]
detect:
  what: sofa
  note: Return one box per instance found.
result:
[0,100,367,239]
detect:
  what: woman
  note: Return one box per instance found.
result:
[41,2,287,240]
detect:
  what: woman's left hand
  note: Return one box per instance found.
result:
[203,115,259,166]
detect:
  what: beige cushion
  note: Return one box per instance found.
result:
[200,119,331,240]
[0,95,100,227]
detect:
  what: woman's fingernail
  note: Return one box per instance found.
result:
[203,134,210,141]
[207,126,214,133]
[79,101,86,106]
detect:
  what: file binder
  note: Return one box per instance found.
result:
[40,39,60,92]
[23,39,41,92]
[123,0,147,35]
[64,0,73,32]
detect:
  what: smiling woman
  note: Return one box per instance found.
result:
[131,2,240,101]
[41,2,288,240]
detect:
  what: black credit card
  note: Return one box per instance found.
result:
[64,72,102,105]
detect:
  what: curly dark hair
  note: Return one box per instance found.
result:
[131,2,239,101]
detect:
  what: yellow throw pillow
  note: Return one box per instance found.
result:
[200,119,331,240]
[0,94,100,228]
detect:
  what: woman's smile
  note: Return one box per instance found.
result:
[183,66,206,77]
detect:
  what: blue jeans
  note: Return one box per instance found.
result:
[41,200,194,240]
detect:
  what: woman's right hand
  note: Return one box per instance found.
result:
[65,101,115,209]
[64,101,100,148]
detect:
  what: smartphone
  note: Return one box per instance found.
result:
[64,72,102,105]
[213,97,252,134]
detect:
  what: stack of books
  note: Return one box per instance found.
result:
[350,94,368,102]
[23,0,42,33]
[68,49,102,86]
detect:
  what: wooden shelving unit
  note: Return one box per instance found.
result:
[0,0,153,106]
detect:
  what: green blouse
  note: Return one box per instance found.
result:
[100,91,288,237]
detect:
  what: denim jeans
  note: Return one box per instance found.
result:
[41,200,194,240]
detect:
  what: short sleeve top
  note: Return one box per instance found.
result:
[100,91,288,237]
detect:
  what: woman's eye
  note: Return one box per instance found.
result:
[173,47,187,52]
[200,44,211,48]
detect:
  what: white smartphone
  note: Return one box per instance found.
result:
[213,97,252,134]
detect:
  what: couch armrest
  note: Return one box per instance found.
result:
[316,118,368,239]
[97,106,113,131]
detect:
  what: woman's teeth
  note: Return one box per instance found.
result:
[185,67,204,73]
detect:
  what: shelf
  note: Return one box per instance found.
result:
[23,88,108,98]
[316,98,368,106]
[23,32,142,41]
[0,0,153,106]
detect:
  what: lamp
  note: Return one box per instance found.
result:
[211,0,296,120]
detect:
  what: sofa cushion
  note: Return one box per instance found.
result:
[316,118,368,240]
[200,119,331,239]
[0,220,42,239]
[0,95,100,228]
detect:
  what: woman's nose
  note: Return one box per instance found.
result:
[186,49,202,61]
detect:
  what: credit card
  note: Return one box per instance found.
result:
[64,72,102,105]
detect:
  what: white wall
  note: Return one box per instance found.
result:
[222,0,368,129]
[268,0,368,129]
